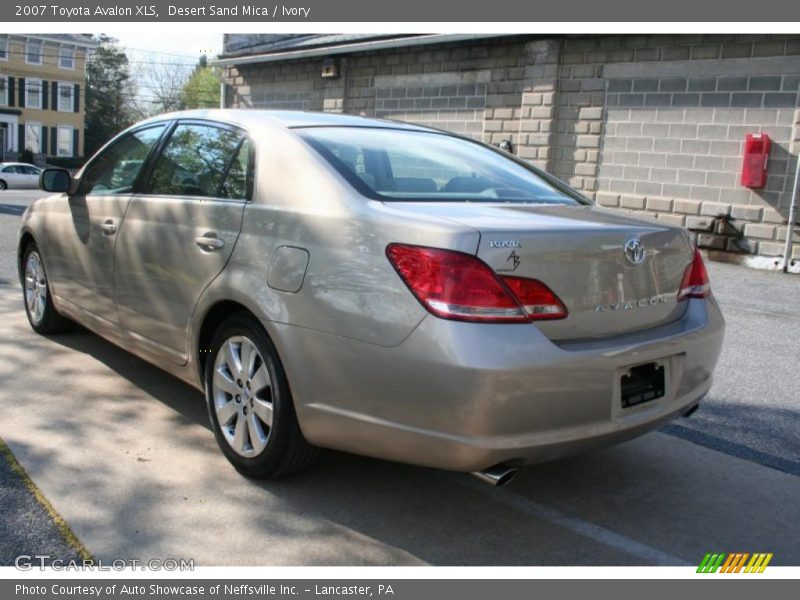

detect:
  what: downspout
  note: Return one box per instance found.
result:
[219,81,226,109]
[783,151,800,272]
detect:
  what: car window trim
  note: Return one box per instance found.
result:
[140,118,253,202]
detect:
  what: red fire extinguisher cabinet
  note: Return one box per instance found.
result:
[740,133,771,188]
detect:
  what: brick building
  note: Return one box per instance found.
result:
[215,34,800,268]
[0,34,97,161]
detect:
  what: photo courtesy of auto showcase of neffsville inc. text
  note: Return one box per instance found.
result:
[0,0,799,595]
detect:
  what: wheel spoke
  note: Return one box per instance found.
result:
[216,399,238,425]
[250,363,271,395]
[247,411,266,453]
[222,341,242,378]
[253,398,273,428]
[213,369,239,396]
[232,414,247,453]
[240,341,256,380]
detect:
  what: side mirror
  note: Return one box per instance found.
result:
[40,168,72,193]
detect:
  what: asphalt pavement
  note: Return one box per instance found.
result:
[0,188,798,566]
[0,439,86,566]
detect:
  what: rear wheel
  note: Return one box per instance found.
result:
[0,180,7,190]
[204,313,318,479]
[22,243,72,334]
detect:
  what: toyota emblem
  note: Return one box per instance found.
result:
[624,238,646,265]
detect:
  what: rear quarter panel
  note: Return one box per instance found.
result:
[193,126,480,353]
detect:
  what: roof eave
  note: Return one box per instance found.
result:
[211,34,505,67]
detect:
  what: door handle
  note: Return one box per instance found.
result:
[195,234,225,251]
[101,219,117,235]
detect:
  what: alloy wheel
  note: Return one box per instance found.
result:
[211,336,274,457]
[24,251,47,325]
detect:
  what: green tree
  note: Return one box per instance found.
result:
[181,56,221,109]
[85,35,135,157]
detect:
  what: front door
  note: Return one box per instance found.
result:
[46,124,167,326]
[114,122,252,363]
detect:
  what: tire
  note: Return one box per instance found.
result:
[204,312,318,479]
[21,242,72,334]
[0,180,7,190]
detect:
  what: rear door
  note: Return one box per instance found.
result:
[114,121,252,364]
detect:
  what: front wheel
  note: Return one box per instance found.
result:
[204,313,318,479]
[22,243,72,334]
[0,180,7,190]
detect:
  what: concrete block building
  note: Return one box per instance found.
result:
[215,34,800,266]
[0,34,97,161]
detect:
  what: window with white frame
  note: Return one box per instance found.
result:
[59,46,75,70]
[0,37,8,61]
[25,123,42,153]
[57,126,74,157]
[58,82,74,112]
[25,40,42,65]
[26,77,42,109]
[0,76,7,106]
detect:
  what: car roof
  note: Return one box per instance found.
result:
[136,109,436,133]
[0,162,38,167]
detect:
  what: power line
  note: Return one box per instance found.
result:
[119,46,215,59]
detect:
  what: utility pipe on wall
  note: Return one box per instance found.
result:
[783,152,800,273]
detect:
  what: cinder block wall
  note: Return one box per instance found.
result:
[222,34,800,262]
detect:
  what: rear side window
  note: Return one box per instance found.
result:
[146,123,251,199]
[79,125,166,195]
[219,138,253,200]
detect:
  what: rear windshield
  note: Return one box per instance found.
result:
[297,127,583,205]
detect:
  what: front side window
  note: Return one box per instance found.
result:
[26,78,42,109]
[26,40,42,65]
[25,123,42,153]
[58,82,74,112]
[79,125,166,195]
[147,123,248,199]
[299,127,583,205]
[57,127,73,157]
[59,46,75,69]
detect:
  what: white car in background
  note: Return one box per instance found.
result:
[0,163,43,190]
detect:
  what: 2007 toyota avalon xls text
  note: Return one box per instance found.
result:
[18,110,724,485]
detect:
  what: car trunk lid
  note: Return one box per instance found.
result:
[389,203,694,341]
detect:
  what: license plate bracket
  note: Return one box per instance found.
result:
[621,362,665,408]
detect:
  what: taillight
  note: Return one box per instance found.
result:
[678,248,710,301]
[385,243,567,323]
[501,276,568,320]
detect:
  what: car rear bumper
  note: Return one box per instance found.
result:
[278,296,725,472]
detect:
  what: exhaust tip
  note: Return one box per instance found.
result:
[471,464,517,487]
[682,403,700,418]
